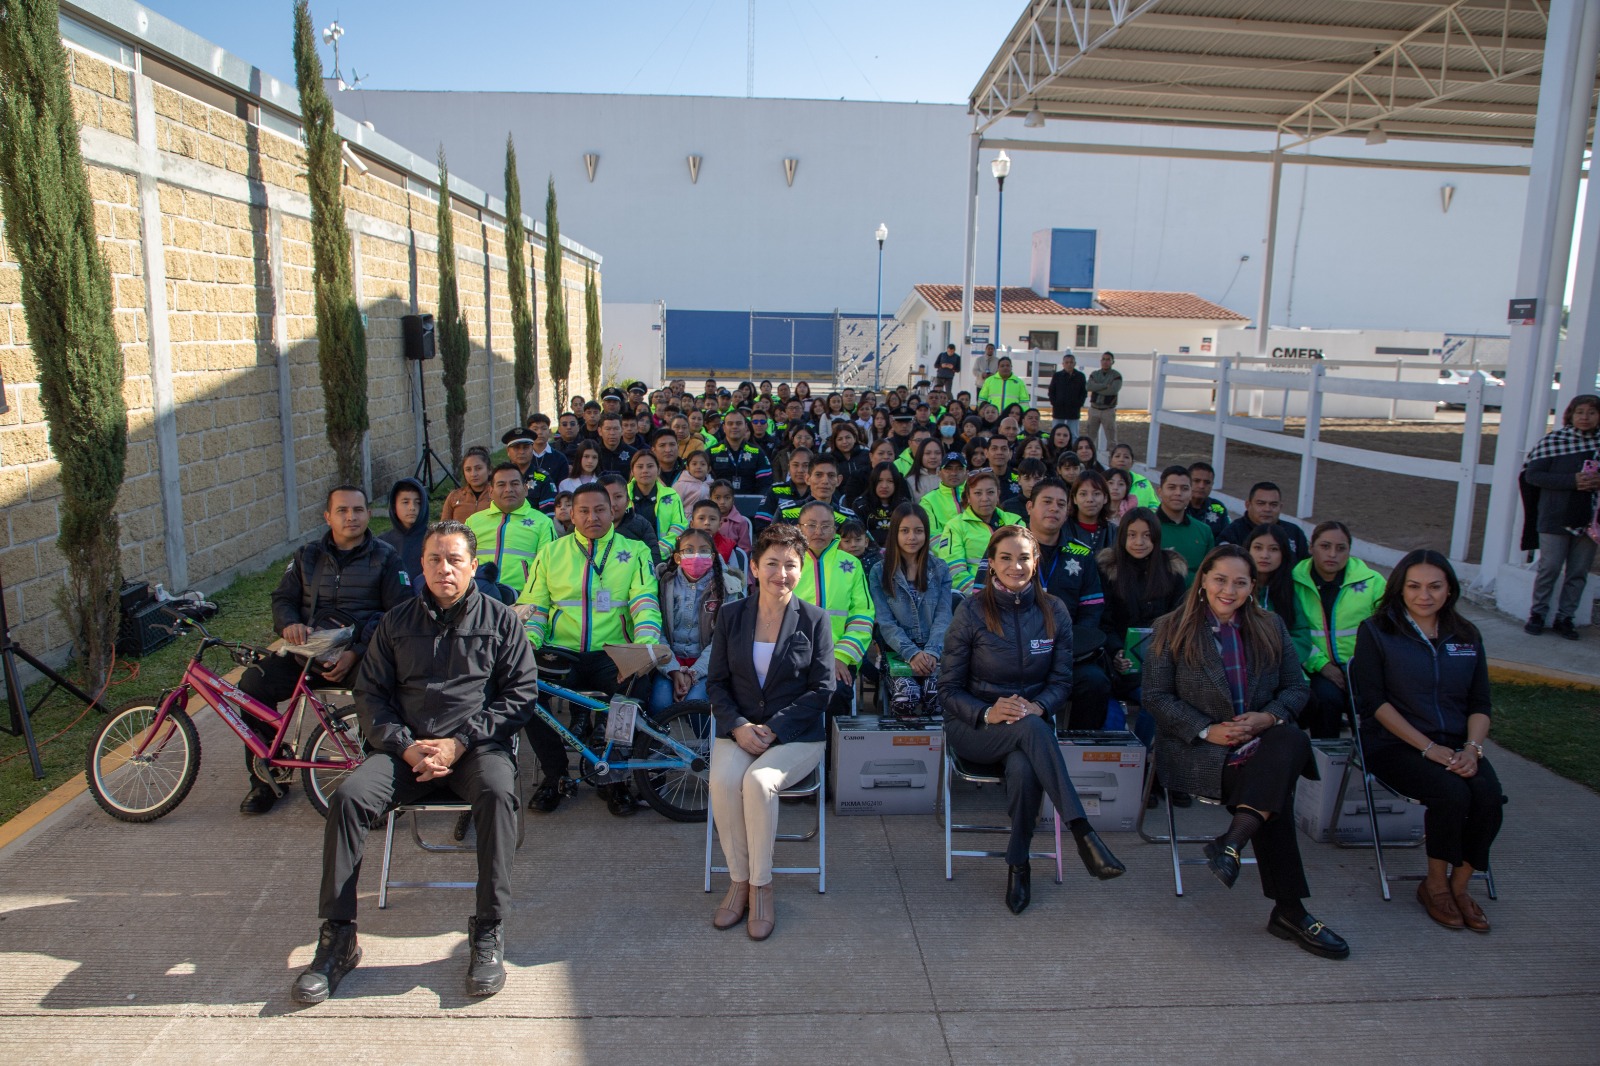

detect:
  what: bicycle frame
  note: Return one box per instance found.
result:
[534,679,707,778]
[136,640,361,772]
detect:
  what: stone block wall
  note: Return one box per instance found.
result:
[0,38,603,661]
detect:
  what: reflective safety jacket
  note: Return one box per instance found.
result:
[1290,556,1386,675]
[519,527,663,651]
[794,537,875,667]
[920,483,963,538]
[932,507,1022,595]
[977,373,1030,412]
[629,479,687,556]
[466,500,554,593]
[1126,470,1159,509]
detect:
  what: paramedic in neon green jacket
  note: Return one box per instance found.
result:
[931,470,1021,595]
[627,450,687,557]
[465,462,554,593]
[794,500,875,716]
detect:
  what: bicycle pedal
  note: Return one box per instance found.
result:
[558,778,579,798]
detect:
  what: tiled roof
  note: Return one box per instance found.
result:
[913,284,1249,322]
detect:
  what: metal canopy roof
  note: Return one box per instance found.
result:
[970,0,1572,148]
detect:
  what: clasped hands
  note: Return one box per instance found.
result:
[732,722,777,756]
[1424,741,1480,778]
[402,737,467,781]
[984,694,1043,725]
[1202,712,1277,747]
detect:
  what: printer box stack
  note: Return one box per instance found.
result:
[831,716,943,816]
[1295,739,1426,844]
[1054,730,1146,833]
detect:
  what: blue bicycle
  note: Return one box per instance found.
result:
[533,647,712,822]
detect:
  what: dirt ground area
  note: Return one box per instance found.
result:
[1120,413,1501,562]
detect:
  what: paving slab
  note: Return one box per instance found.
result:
[0,712,1596,1064]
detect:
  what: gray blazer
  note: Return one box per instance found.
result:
[1141,612,1311,798]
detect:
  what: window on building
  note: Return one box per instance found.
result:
[60,13,133,68]
[1075,324,1098,348]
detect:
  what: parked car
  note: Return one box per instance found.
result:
[1437,368,1504,410]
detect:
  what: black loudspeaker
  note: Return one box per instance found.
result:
[402,313,435,361]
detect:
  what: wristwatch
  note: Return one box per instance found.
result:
[1468,741,1485,758]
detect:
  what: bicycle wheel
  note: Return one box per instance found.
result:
[86,699,201,822]
[300,708,365,817]
[633,699,711,822]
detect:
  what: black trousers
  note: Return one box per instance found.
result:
[1303,671,1349,740]
[527,650,646,784]
[319,746,518,922]
[238,653,337,783]
[947,713,1089,866]
[1067,661,1111,731]
[1220,724,1315,903]
[1364,742,1504,869]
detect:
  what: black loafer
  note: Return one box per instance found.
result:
[1204,840,1242,889]
[527,779,568,813]
[240,781,279,816]
[1076,830,1126,880]
[1268,909,1350,960]
[602,784,643,817]
[1006,863,1031,915]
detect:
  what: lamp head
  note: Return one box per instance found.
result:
[875,222,888,243]
[991,150,1011,180]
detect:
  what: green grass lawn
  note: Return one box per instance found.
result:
[2,502,1596,825]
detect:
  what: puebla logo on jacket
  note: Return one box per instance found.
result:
[1028,638,1054,655]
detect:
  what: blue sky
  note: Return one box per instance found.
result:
[143,0,1011,104]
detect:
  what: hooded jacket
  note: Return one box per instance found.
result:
[379,477,429,587]
[1291,556,1387,675]
[938,581,1074,729]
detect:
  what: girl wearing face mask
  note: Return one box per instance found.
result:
[652,529,745,716]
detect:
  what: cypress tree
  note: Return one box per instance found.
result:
[503,135,536,423]
[435,148,470,468]
[292,0,367,485]
[584,264,602,397]
[542,176,571,410]
[0,0,128,688]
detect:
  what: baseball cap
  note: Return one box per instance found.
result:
[942,451,967,468]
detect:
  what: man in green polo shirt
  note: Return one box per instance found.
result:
[1154,464,1213,585]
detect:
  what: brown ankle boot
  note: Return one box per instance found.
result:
[747,884,775,941]
[712,881,750,930]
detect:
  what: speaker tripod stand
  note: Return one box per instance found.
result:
[0,572,101,779]
[411,359,457,498]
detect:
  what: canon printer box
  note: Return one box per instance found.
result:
[1053,730,1147,833]
[831,716,943,816]
[1296,739,1425,845]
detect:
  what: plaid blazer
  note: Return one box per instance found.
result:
[1141,612,1311,799]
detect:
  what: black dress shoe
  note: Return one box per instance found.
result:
[1552,617,1580,640]
[1168,790,1193,808]
[1204,840,1242,889]
[602,784,643,817]
[292,921,361,1004]
[1524,615,1545,636]
[240,781,279,816]
[1006,863,1031,914]
[1076,830,1126,880]
[466,917,506,996]
[452,811,473,842]
[527,779,568,813]
[1268,909,1350,960]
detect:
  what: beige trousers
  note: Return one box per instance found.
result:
[709,737,826,886]
[1084,406,1118,454]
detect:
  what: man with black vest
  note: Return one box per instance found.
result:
[239,486,409,815]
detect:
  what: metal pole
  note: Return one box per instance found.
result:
[875,237,884,393]
[1251,149,1284,419]
[994,175,1005,349]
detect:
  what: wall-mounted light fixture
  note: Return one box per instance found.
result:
[583,153,599,182]
[783,157,798,187]
[688,155,702,184]
[1440,183,1456,213]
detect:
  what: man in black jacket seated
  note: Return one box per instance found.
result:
[293,520,540,1005]
[238,486,409,816]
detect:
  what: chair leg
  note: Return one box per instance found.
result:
[378,810,397,910]
[703,791,716,893]
[942,750,954,881]
[1137,759,1165,844]
[1483,863,1498,900]
[817,761,827,894]
[1167,792,1184,897]
[1342,696,1393,901]
[1052,802,1063,885]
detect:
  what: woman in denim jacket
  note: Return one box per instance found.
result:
[867,503,952,717]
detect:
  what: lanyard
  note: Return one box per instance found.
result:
[1037,543,1061,588]
[584,535,616,579]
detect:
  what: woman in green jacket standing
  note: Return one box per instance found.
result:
[1291,521,1386,739]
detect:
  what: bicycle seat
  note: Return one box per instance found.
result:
[535,645,583,679]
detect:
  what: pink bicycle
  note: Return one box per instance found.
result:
[86,608,364,822]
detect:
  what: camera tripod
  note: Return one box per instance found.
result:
[410,359,457,497]
[0,572,100,779]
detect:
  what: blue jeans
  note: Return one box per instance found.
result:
[651,673,707,716]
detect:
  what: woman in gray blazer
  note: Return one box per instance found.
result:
[1143,544,1349,961]
[705,523,835,941]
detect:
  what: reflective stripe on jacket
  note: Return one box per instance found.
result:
[794,537,875,667]
[1291,556,1386,675]
[518,527,663,651]
[931,507,1021,595]
[465,500,554,593]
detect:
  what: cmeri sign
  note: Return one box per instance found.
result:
[1271,347,1325,359]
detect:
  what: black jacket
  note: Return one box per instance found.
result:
[1096,548,1187,653]
[939,582,1075,728]
[828,446,873,503]
[1523,441,1600,533]
[1217,516,1309,563]
[1350,617,1490,750]
[378,477,428,587]
[355,584,540,757]
[1048,368,1088,421]
[270,530,409,658]
[706,593,835,744]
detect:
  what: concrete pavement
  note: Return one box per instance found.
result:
[0,709,1596,1064]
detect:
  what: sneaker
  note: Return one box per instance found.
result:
[292,921,361,1004]
[1523,615,1545,636]
[466,917,506,996]
[1551,617,1580,641]
[527,778,570,813]
[239,781,279,816]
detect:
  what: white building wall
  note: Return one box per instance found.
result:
[342,90,1530,337]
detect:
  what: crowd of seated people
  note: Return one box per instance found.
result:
[277,372,1568,1000]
